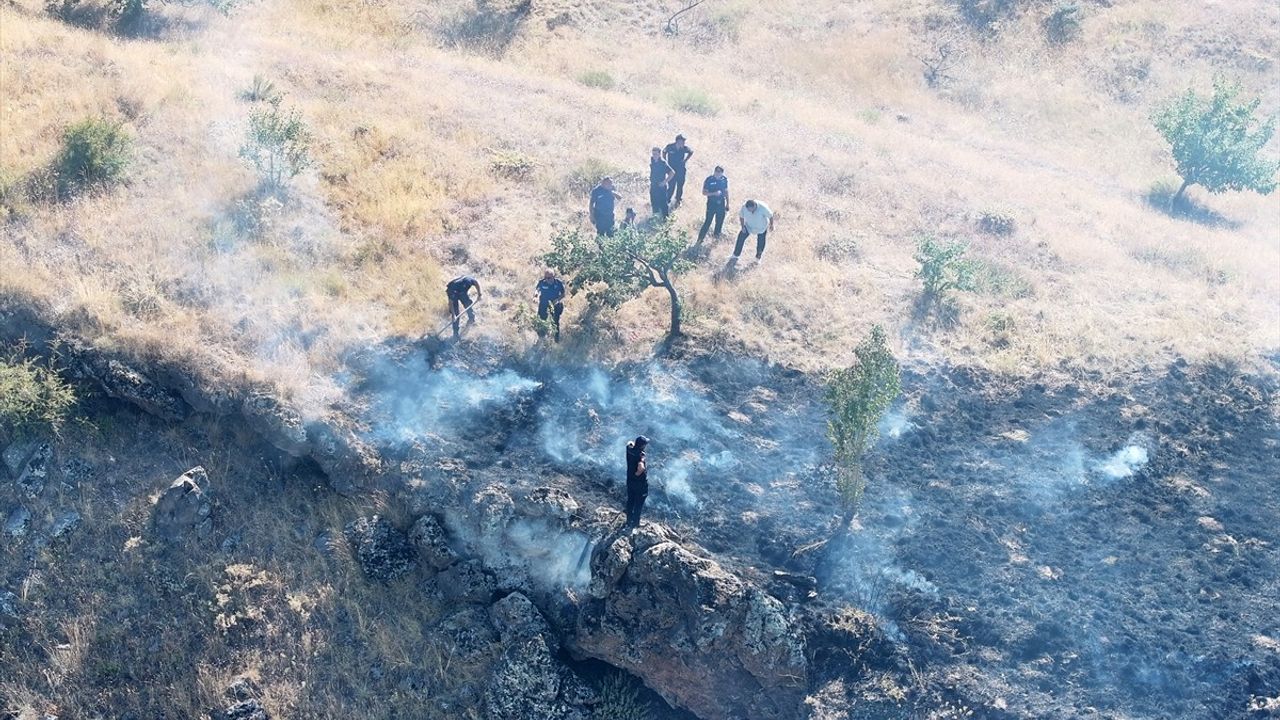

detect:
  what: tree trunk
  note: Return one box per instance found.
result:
[1171,178,1192,207]
[660,272,682,337]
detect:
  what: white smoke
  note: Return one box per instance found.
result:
[1096,441,1150,479]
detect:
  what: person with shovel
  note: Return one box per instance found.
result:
[445,275,481,338]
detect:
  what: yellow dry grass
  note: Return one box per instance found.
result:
[1,0,1277,393]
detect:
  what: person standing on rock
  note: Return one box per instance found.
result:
[445,275,481,338]
[663,134,694,208]
[624,436,650,529]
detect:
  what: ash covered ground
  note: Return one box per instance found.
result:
[345,341,1280,719]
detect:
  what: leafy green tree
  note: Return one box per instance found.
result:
[1,350,77,436]
[1153,78,1279,205]
[54,118,131,198]
[824,325,901,515]
[542,222,693,338]
[239,100,313,194]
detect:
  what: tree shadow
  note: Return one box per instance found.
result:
[909,293,960,329]
[1143,185,1242,230]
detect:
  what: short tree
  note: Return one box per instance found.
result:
[0,350,77,436]
[824,325,901,516]
[239,100,312,194]
[1153,78,1279,205]
[542,222,693,338]
[54,118,131,198]
[914,236,977,305]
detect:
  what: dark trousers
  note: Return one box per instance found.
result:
[650,185,669,218]
[698,201,726,242]
[734,229,767,258]
[625,480,648,527]
[593,214,615,237]
[448,294,475,335]
[667,170,687,205]
[537,299,564,341]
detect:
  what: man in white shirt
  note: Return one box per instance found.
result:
[734,199,774,260]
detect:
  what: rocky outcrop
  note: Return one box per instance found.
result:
[343,515,415,583]
[410,514,460,570]
[65,343,189,422]
[573,526,809,720]
[484,591,595,720]
[152,466,213,542]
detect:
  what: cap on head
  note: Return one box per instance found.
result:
[651,146,661,154]
[714,165,724,173]
[544,269,554,278]
[745,199,757,209]
[675,134,686,141]
[634,435,649,447]
[602,176,613,184]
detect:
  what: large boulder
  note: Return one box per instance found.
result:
[573,532,808,720]
[343,515,415,583]
[66,345,188,421]
[152,467,213,542]
[409,514,459,570]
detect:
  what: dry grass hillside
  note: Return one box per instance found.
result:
[2,0,1278,397]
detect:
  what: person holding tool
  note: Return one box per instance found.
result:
[535,269,566,342]
[624,436,650,529]
[445,275,481,338]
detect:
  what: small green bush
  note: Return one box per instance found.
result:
[976,210,1015,236]
[578,69,616,91]
[0,351,77,435]
[240,100,312,194]
[564,158,623,196]
[55,118,131,198]
[825,325,901,514]
[594,672,653,720]
[668,87,719,117]
[914,236,977,303]
[1043,2,1082,45]
[241,74,281,104]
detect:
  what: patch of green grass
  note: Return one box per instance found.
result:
[668,87,718,117]
[578,69,616,91]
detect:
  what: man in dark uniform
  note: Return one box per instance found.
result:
[445,275,481,337]
[590,177,621,236]
[663,134,694,208]
[648,148,674,219]
[697,165,729,242]
[535,269,566,342]
[624,436,649,529]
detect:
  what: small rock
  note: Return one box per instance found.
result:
[523,487,579,522]
[17,443,52,498]
[50,510,81,539]
[438,559,496,604]
[409,514,458,570]
[152,467,213,543]
[0,590,18,618]
[221,532,242,554]
[221,699,269,720]
[4,507,32,538]
[343,515,415,583]
[2,439,38,476]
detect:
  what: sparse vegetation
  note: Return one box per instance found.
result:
[578,69,616,90]
[543,222,694,338]
[1043,2,1082,45]
[668,87,719,116]
[594,672,654,720]
[54,118,131,199]
[488,148,538,181]
[0,349,78,435]
[976,210,1016,236]
[239,100,313,194]
[1153,78,1279,206]
[240,74,281,104]
[824,325,901,515]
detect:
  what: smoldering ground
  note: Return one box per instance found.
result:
[336,346,1279,718]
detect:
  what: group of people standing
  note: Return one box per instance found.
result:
[441,133,778,530]
[590,133,776,262]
